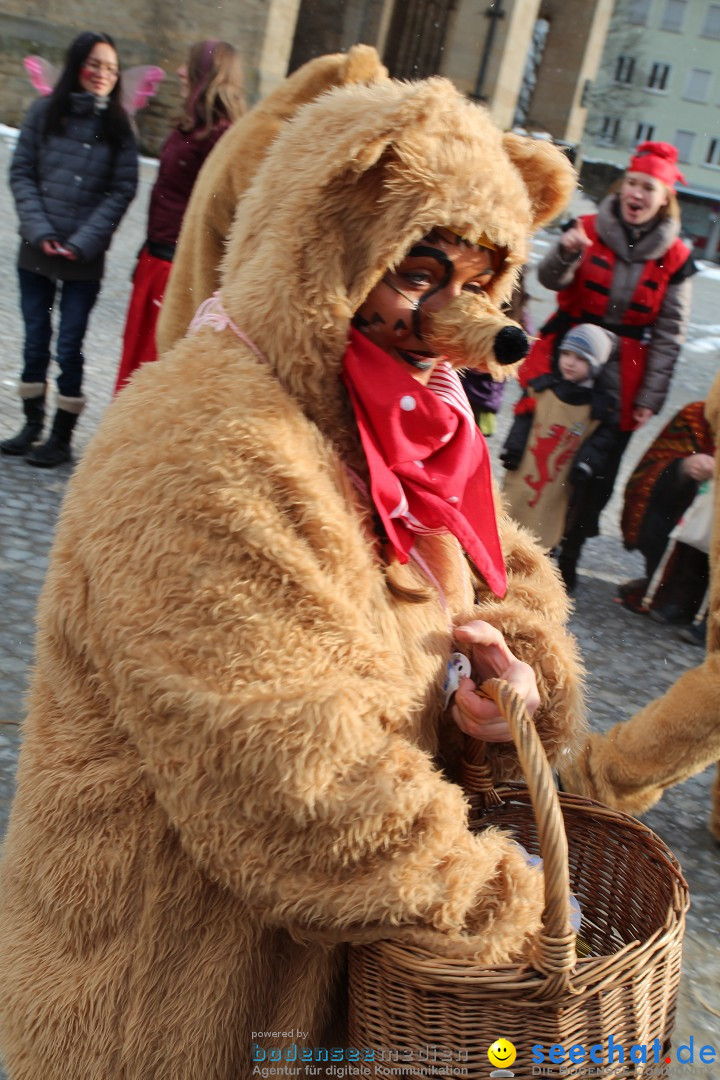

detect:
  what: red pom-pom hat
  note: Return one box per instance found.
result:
[627,141,686,187]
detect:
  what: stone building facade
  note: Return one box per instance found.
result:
[0,0,609,157]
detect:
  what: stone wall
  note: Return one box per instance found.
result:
[288,0,388,73]
[526,0,613,143]
[0,2,272,154]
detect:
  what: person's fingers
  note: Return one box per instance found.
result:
[457,716,514,742]
[576,220,591,244]
[454,622,514,677]
[502,660,541,717]
[452,688,513,742]
[561,223,591,254]
[454,622,540,717]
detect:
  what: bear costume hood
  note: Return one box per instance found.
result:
[211,76,575,444]
[157,44,390,353]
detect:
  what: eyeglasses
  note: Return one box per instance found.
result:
[84,60,119,77]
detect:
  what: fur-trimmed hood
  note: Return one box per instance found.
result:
[216,77,575,440]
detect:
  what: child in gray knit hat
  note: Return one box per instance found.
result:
[502,323,618,557]
[556,323,614,386]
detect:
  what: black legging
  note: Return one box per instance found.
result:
[636,460,699,581]
[562,428,633,556]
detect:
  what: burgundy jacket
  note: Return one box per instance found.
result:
[147,123,229,247]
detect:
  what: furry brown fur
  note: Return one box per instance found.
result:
[560,370,720,839]
[0,78,582,1078]
[156,45,388,355]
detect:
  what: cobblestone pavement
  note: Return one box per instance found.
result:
[0,128,718,1064]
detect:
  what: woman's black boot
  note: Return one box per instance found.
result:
[26,396,84,469]
[0,384,46,456]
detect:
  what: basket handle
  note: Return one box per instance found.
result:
[464,677,577,991]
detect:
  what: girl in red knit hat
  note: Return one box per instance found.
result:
[509,140,696,592]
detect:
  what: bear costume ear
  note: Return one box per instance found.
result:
[338,43,388,85]
[502,133,576,230]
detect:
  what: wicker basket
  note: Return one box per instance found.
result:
[348,678,689,1079]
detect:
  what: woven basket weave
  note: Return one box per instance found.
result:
[348,678,689,1079]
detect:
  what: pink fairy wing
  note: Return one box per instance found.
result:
[23,56,60,95]
[121,66,166,115]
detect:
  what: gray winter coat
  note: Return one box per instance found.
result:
[537,195,694,416]
[9,93,138,281]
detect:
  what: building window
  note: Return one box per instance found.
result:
[598,117,622,144]
[660,0,687,30]
[635,122,656,142]
[614,55,636,83]
[701,3,720,37]
[706,138,720,166]
[674,129,695,163]
[683,69,712,102]
[647,62,671,91]
[628,0,652,24]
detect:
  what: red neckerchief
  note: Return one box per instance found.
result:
[342,328,507,597]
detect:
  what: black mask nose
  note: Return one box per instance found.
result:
[494,325,529,365]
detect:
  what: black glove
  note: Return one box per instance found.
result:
[500,413,533,471]
[500,446,522,471]
[570,461,593,487]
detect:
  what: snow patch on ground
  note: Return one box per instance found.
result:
[683,336,720,355]
[696,261,720,280]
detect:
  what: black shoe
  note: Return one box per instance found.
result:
[25,406,78,469]
[678,621,706,647]
[618,577,648,601]
[558,554,577,594]
[0,423,43,456]
[25,434,72,468]
[648,603,693,626]
[0,394,45,456]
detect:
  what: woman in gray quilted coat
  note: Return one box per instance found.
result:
[2,31,138,467]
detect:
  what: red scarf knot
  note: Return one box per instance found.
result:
[342,328,507,597]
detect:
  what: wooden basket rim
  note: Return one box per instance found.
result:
[350,916,685,1000]
[348,784,689,999]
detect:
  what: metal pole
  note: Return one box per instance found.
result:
[473,0,505,101]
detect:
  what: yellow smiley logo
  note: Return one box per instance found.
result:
[488,1039,517,1068]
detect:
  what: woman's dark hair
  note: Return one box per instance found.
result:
[43,31,133,149]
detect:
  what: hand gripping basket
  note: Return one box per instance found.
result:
[348,679,689,1079]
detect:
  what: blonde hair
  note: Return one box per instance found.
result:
[181,40,245,136]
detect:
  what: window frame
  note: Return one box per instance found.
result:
[628,0,653,25]
[634,121,656,142]
[705,137,720,168]
[674,128,696,163]
[597,116,622,145]
[683,68,712,103]
[701,3,720,38]
[646,61,671,92]
[614,54,636,84]
[660,0,687,31]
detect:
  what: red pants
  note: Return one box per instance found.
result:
[114,247,172,394]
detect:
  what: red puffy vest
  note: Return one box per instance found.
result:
[519,215,691,430]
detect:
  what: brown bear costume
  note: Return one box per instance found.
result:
[0,78,581,1078]
[560,371,720,840]
[156,44,389,355]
